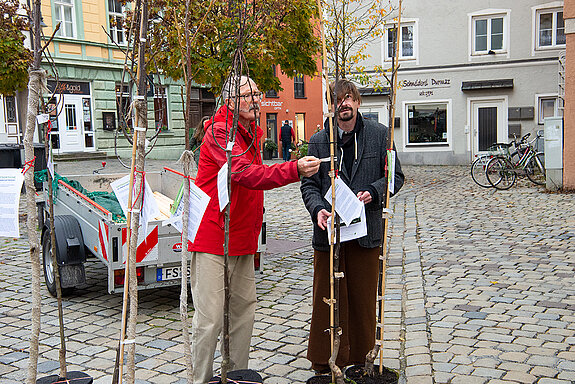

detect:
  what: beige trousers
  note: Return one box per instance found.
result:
[190,252,257,384]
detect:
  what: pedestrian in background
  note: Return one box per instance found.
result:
[300,79,404,374]
[280,120,295,162]
[189,75,321,384]
[190,116,209,165]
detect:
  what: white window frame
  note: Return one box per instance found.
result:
[108,0,127,45]
[54,0,76,38]
[153,85,170,131]
[468,9,510,58]
[533,3,565,52]
[382,19,418,63]
[401,99,452,152]
[536,93,560,125]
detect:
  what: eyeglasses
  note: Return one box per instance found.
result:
[238,91,263,101]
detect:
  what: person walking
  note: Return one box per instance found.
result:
[190,75,321,384]
[280,120,295,162]
[300,79,404,374]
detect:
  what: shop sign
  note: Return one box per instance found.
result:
[47,80,91,95]
[400,77,451,90]
[261,100,283,110]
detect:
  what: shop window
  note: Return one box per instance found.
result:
[470,11,509,55]
[295,113,305,142]
[405,102,449,146]
[537,95,559,124]
[54,0,76,38]
[108,0,126,45]
[294,74,305,98]
[385,21,417,61]
[536,8,565,49]
[154,85,169,131]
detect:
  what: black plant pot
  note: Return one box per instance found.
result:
[263,148,273,160]
[345,364,398,384]
[36,371,93,384]
[306,374,333,384]
[209,369,263,384]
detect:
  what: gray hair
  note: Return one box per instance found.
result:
[221,75,253,102]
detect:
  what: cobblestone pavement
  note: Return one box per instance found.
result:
[1,159,574,384]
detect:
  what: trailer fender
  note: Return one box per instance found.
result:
[53,215,87,266]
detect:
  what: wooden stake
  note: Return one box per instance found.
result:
[377,0,402,375]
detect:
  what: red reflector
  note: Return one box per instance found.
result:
[114,267,145,286]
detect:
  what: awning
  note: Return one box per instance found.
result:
[359,87,391,96]
[461,79,514,91]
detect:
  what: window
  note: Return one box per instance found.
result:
[115,83,132,130]
[154,85,169,131]
[470,12,509,55]
[536,8,565,49]
[265,65,278,98]
[537,95,559,124]
[405,102,449,146]
[108,0,126,44]
[385,23,415,60]
[54,0,76,38]
[294,74,305,98]
[295,113,305,142]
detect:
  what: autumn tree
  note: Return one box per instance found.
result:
[322,0,394,87]
[147,0,321,94]
[0,0,32,94]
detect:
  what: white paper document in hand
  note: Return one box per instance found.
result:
[326,204,367,244]
[217,165,229,212]
[324,177,363,226]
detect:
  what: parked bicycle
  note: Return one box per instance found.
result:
[485,132,546,190]
[470,133,530,188]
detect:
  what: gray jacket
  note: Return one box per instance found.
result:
[300,115,404,251]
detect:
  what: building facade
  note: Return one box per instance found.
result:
[358,0,565,165]
[564,0,574,189]
[259,61,324,157]
[2,0,216,160]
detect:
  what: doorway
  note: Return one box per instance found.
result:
[470,98,507,157]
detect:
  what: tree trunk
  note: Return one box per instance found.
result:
[179,150,194,383]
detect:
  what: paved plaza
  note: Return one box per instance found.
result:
[1,160,574,383]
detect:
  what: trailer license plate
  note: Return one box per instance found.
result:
[157,266,190,281]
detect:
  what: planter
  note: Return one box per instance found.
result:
[344,365,398,384]
[210,369,262,384]
[306,375,333,384]
[263,149,273,160]
[36,371,93,384]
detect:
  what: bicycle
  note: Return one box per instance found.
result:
[485,133,546,190]
[470,133,530,188]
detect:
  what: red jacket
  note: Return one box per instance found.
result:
[189,105,300,256]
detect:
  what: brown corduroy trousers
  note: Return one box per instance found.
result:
[307,240,380,372]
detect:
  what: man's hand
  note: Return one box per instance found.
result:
[357,191,372,204]
[317,209,332,230]
[297,156,321,177]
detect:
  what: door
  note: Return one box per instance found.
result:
[53,95,89,153]
[471,99,507,156]
[266,113,278,158]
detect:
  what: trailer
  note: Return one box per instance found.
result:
[39,169,193,296]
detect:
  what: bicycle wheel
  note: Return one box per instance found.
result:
[470,156,492,188]
[486,157,516,190]
[526,152,546,185]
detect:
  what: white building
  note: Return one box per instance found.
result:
[358,0,565,164]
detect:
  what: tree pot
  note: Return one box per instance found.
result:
[209,369,262,383]
[345,364,398,384]
[306,374,333,384]
[36,371,93,384]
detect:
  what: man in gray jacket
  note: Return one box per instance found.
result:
[300,79,404,374]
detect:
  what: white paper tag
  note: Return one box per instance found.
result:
[36,114,50,124]
[217,165,229,212]
[0,169,25,238]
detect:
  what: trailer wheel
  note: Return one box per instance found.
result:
[42,230,74,297]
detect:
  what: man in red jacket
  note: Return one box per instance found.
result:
[190,75,320,383]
